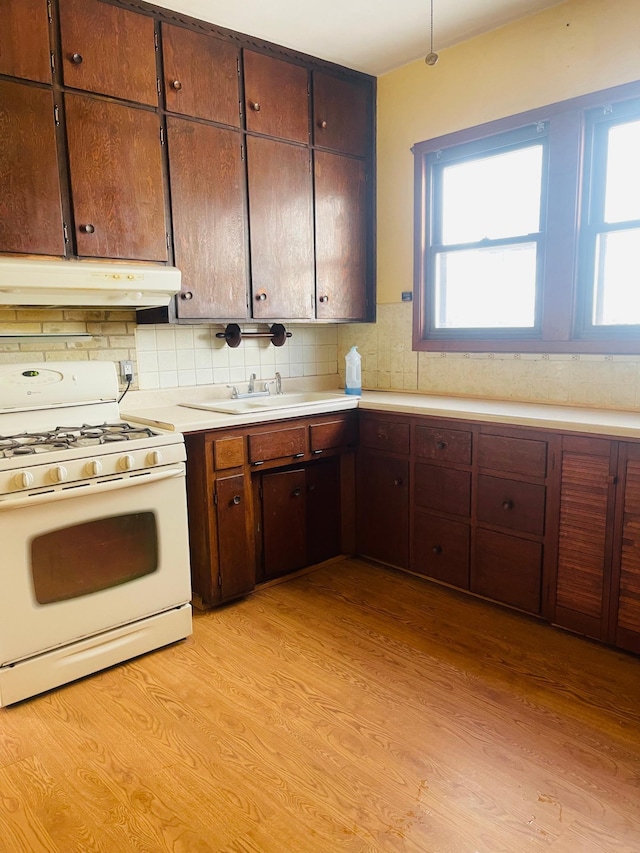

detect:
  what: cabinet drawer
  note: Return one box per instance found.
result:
[477,475,546,535]
[415,425,471,465]
[360,417,410,454]
[414,463,471,517]
[412,513,470,589]
[213,436,245,470]
[477,433,547,477]
[473,529,542,614]
[310,416,357,454]
[248,426,307,464]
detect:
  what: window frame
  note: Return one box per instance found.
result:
[412,78,640,353]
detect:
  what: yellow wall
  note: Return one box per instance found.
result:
[377,0,640,304]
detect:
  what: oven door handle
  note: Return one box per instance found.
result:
[0,467,185,511]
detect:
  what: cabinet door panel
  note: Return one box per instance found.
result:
[555,438,615,639]
[0,0,51,83]
[59,0,157,105]
[477,475,545,536]
[412,513,470,589]
[261,468,307,580]
[615,450,640,652]
[216,474,254,601]
[357,451,409,568]
[168,118,247,318]
[474,529,542,614]
[65,94,167,261]
[315,151,367,320]
[247,136,314,319]
[307,457,341,565]
[414,463,471,518]
[0,81,64,255]
[244,51,308,144]
[313,72,368,157]
[162,25,240,126]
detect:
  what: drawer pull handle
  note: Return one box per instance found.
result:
[436,441,447,450]
[252,460,264,466]
[432,545,442,555]
[232,495,241,505]
[312,449,323,455]
[503,499,514,510]
[394,478,403,487]
[293,452,305,458]
[292,488,302,497]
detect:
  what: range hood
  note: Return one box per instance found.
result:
[0,257,181,308]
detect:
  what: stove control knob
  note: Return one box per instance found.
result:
[119,454,135,471]
[147,450,162,466]
[14,471,34,489]
[50,465,68,483]
[86,459,103,477]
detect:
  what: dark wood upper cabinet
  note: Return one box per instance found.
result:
[58,0,157,106]
[0,0,51,83]
[313,72,369,157]
[65,93,167,261]
[315,151,367,320]
[168,117,248,319]
[246,135,314,320]
[162,24,240,127]
[243,50,309,144]
[0,80,64,256]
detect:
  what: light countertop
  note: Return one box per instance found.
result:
[122,384,640,439]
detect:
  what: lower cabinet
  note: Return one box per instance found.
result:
[357,450,409,569]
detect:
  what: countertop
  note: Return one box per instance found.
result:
[121,384,640,439]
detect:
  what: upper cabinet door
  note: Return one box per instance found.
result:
[0,80,64,256]
[65,94,167,261]
[313,72,369,157]
[315,151,368,321]
[243,51,308,144]
[59,0,157,106]
[0,0,51,83]
[168,117,248,319]
[247,136,314,320]
[162,24,240,127]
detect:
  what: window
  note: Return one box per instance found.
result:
[413,79,640,353]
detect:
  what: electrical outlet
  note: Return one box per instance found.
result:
[120,360,134,382]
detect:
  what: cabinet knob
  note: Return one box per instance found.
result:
[251,101,261,112]
[319,294,329,303]
[432,545,442,555]
[180,291,193,300]
[292,487,302,497]
[71,52,83,64]
[436,440,447,450]
[171,79,183,90]
[318,119,327,129]
[255,291,267,301]
[502,499,514,510]
[232,495,241,505]
[79,223,95,234]
[394,478,403,487]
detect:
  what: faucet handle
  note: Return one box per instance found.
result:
[226,384,240,399]
[275,371,282,394]
[248,373,256,393]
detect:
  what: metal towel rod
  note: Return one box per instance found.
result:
[215,323,292,348]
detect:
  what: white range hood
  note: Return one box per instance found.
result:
[0,257,181,308]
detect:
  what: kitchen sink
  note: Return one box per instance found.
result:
[180,391,357,415]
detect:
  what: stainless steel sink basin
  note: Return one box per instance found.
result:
[180,391,356,415]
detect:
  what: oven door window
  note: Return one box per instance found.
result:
[31,512,159,604]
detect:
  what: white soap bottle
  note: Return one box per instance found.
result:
[345,346,362,396]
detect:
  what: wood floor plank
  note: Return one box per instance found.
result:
[1,558,639,852]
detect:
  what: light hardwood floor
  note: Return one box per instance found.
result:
[1,558,640,852]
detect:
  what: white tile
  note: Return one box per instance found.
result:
[155,328,176,351]
[229,366,245,383]
[194,349,213,369]
[135,327,156,352]
[157,350,177,371]
[175,327,195,350]
[159,370,178,388]
[139,373,160,390]
[213,367,230,385]
[177,350,195,371]
[290,364,304,378]
[193,328,214,349]
[195,368,214,385]
[303,363,317,376]
[137,351,158,373]
[177,370,197,386]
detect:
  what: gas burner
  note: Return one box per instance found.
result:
[0,421,160,459]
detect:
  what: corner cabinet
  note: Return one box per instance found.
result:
[185,410,357,608]
[0,0,375,323]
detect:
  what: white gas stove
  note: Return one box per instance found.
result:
[0,362,192,707]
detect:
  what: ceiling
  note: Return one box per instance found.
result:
[150,0,568,76]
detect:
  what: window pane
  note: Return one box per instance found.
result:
[592,228,640,325]
[604,120,640,223]
[435,243,537,329]
[441,145,543,245]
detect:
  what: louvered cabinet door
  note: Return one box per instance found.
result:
[553,435,617,641]
[612,444,640,653]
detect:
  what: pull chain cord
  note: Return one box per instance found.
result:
[425,0,439,65]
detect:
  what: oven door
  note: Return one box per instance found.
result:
[0,465,192,666]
